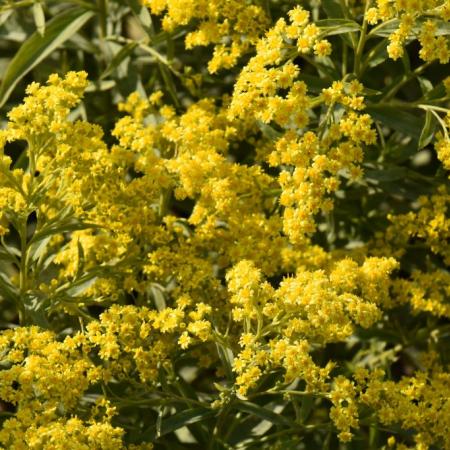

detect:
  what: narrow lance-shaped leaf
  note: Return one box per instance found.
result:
[321,0,345,18]
[235,401,296,428]
[0,7,94,107]
[366,105,423,141]
[76,239,85,279]
[142,407,215,440]
[126,0,153,35]
[100,42,138,79]
[316,18,360,36]
[418,110,436,149]
[370,17,450,38]
[32,2,46,36]
[0,9,13,27]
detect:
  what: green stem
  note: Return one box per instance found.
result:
[380,61,433,101]
[367,18,398,38]
[369,101,449,112]
[318,101,336,138]
[139,42,182,78]
[18,218,30,324]
[342,41,348,77]
[419,106,449,140]
[339,0,358,49]
[353,0,371,77]
[210,402,233,449]
[97,0,108,39]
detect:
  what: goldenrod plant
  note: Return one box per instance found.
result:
[0,1,449,449]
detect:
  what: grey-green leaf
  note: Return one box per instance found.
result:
[235,401,295,428]
[143,407,215,440]
[370,18,450,38]
[321,0,344,18]
[32,2,46,36]
[365,166,408,182]
[100,42,138,79]
[126,0,153,35]
[0,7,94,108]
[316,19,360,36]
[366,105,423,141]
[257,121,283,140]
[0,9,14,27]
[418,110,436,149]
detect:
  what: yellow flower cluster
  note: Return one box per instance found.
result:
[226,257,397,397]
[366,0,450,62]
[141,0,269,73]
[84,302,212,383]
[392,269,450,317]
[0,72,180,315]
[5,71,88,141]
[0,0,449,441]
[228,9,379,244]
[355,363,450,450]
[330,376,359,442]
[435,114,450,171]
[116,92,287,285]
[379,186,449,264]
[0,327,125,449]
[0,307,209,448]
[229,6,329,126]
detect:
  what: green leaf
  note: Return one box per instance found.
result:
[401,49,411,74]
[363,39,388,69]
[160,408,214,435]
[100,42,138,79]
[0,9,13,27]
[433,19,450,35]
[0,250,16,264]
[149,283,166,311]
[64,271,99,297]
[0,7,94,107]
[417,76,434,95]
[257,121,283,140]
[321,0,344,18]
[22,293,50,327]
[215,341,234,381]
[97,0,107,36]
[30,219,96,247]
[76,239,85,279]
[423,82,446,101]
[85,80,116,92]
[298,74,329,93]
[384,138,419,164]
[366,105,423,141]
[158,62,180,108]
[418,110,436,149]
[299,395,314,423]
[362,87,382,96]
[29,235,52,264]
[32,2,45,36]
[126,0,153,35]
[369,19,402,37]
[235,401,295,428]
[0,272,19,303]
[316,19,360,36]
[143,407,215,440]
[370,18,450,38]
[365,166,408,182]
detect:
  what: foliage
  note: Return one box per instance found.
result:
[0,0,449,449]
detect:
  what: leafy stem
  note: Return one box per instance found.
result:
[380,60,433,101]
[353,0,371,77]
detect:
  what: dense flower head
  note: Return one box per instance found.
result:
[141,0,269,73]
[366,0,450,61]
[0,0,449,447]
